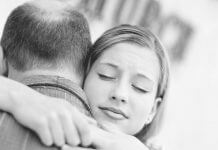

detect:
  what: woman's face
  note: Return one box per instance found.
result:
[84,43,160,135]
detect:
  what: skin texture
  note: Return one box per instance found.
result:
[84,43,161,135]
[0,43,162,150]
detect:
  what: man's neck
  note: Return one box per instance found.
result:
[8,66,82,86]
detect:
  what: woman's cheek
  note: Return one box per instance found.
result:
[85,77,105,103]
[92,80,110,99]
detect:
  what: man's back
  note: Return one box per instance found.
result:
[0,75,91,150]
[0,1,92,149]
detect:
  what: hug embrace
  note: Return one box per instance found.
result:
[0,0,169,150]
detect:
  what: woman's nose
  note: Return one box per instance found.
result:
[110,83,129,104]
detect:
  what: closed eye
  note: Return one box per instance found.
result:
[98,73,116,80]
[132,84,148,93]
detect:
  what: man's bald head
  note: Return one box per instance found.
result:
[1,0,91,75]
[31,0,76,21]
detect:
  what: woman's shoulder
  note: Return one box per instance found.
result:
[146,137,164,150]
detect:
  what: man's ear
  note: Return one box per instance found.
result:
[146,97,162,124]
[0,45,8,76]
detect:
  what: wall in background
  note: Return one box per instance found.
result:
[0,0,218,149]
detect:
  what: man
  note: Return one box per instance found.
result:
[0,0,92,149]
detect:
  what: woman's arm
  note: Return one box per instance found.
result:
[0,76,161,150]
[62,123,163,150]
[62,124,151,150]
[0,76,96,147]
[0,76,28,112]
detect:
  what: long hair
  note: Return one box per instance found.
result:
[84,24,170,143]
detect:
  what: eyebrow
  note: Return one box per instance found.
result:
[100,63,118,69]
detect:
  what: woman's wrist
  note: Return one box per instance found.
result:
[5,90,24,114]
[0,89,16,113]
[0,76,25,113]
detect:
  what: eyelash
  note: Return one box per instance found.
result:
[132,84,148,93]
[98,73,116,80]
[98,73,148,93]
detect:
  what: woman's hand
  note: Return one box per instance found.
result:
[62,146,95,150]
[62,125,150,150]
[0,76,97,147]
[11,91,97,147]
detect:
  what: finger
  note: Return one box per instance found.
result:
[49,113,65,146]
[37,127,53,146]
[83,115,97,126]
[73,115,92,147]
[61,145,95,150]
[60,112,81,146]
[34,119,53,146]
[70,108,97,126]
[86,125,113,148]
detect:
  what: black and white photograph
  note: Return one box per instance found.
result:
[0,0,217,150]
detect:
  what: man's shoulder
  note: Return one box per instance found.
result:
[21,75,85,98]
[20,75,91,116]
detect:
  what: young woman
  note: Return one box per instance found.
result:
[0,25,169,150]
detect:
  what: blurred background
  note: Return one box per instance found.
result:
[0,0,218,149]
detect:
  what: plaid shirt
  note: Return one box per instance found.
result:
[0,75,91,150]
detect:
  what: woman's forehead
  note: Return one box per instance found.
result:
[94,43,160,82]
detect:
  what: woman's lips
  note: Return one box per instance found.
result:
[99,106,128,120]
